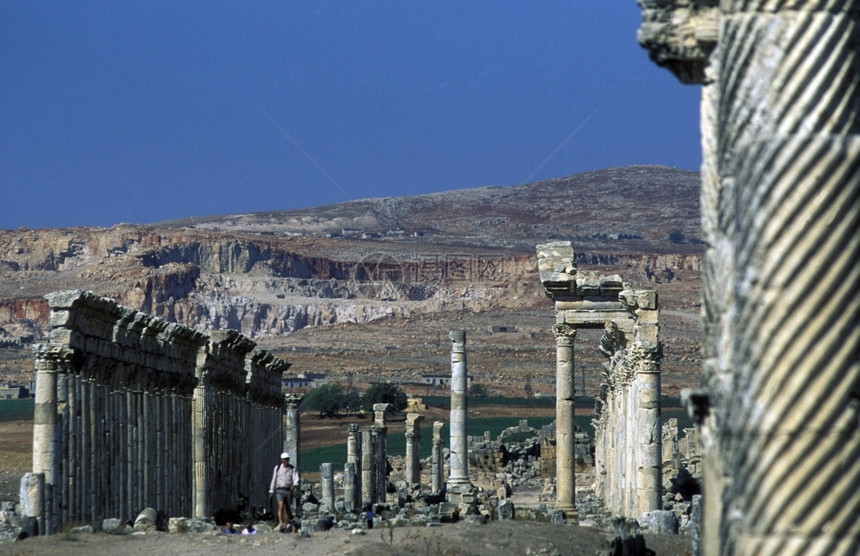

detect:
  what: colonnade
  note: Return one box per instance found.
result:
[537,242,662,519]
[29,290,289,533]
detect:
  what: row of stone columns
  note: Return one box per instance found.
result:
[336,338,458,509]
[537,243,662,520]
[29,290,290,533]
[591,295,662,519]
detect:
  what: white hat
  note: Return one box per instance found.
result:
[281,452,290,459]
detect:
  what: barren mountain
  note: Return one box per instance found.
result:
[0,165,703,395]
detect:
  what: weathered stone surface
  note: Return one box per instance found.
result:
[496,499,515,520]
[538,242,661,520]
[26,291,289,533]
[636,0,719,84]
[638,1,860,554]
[640,509,677,535]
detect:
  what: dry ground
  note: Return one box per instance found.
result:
[0,520,693,556]
[0,411,693,555]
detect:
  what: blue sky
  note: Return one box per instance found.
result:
[1,1,701,230]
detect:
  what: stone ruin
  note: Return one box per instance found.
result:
[638,1,859,554]
[537,241,663,521]
[5,289,693,547]
[22,290,291,535]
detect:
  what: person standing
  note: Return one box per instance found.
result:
[269,452,300,532]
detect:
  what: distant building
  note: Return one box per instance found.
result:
[490,325,517,333]
[0,386,29,400]
[282,372,328,390]
[421,374,472,388]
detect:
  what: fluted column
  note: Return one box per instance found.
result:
[552,323,577,517]
[716,4,860,554]
[637,2,860,554]
[446,330,471,494]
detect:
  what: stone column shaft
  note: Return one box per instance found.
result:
[446,330,470,492]
[636,344,662,514]
[432,421,444,494]
[553,323,577,517]
[284,393,303,469]
[347,423,361,509]
[361,429,374,505]
[320,462,335,512]
[343,461,357,513]
[31,345,67,535]
[405,413,424,485]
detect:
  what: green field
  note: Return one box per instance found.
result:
[299,414,594,474]
[0,397,693,475]
[0,398,34,422]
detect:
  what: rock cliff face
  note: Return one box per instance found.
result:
[0,166,702,341]
[0,226,700,341]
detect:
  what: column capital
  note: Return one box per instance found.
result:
[632,341,663,374]
[33,343,76,371]
[552,323,576,345]
[449,330,466,352]
[284,392,304,408]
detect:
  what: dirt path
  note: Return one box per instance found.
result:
[0,519,693,556]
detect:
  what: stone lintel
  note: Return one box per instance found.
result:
[555,300,626,311]
[557,309,631,327]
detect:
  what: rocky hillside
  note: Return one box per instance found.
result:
[154,165,702,254]
[0,165,703,392]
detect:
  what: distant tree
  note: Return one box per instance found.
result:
[469,383,488,398]
[361,382,408,413]
[302,383,345,418]
[668,230,686,243]
[342,389,362,414]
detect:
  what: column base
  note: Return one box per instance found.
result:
[445,481,475,505]
[555,504,579,522]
